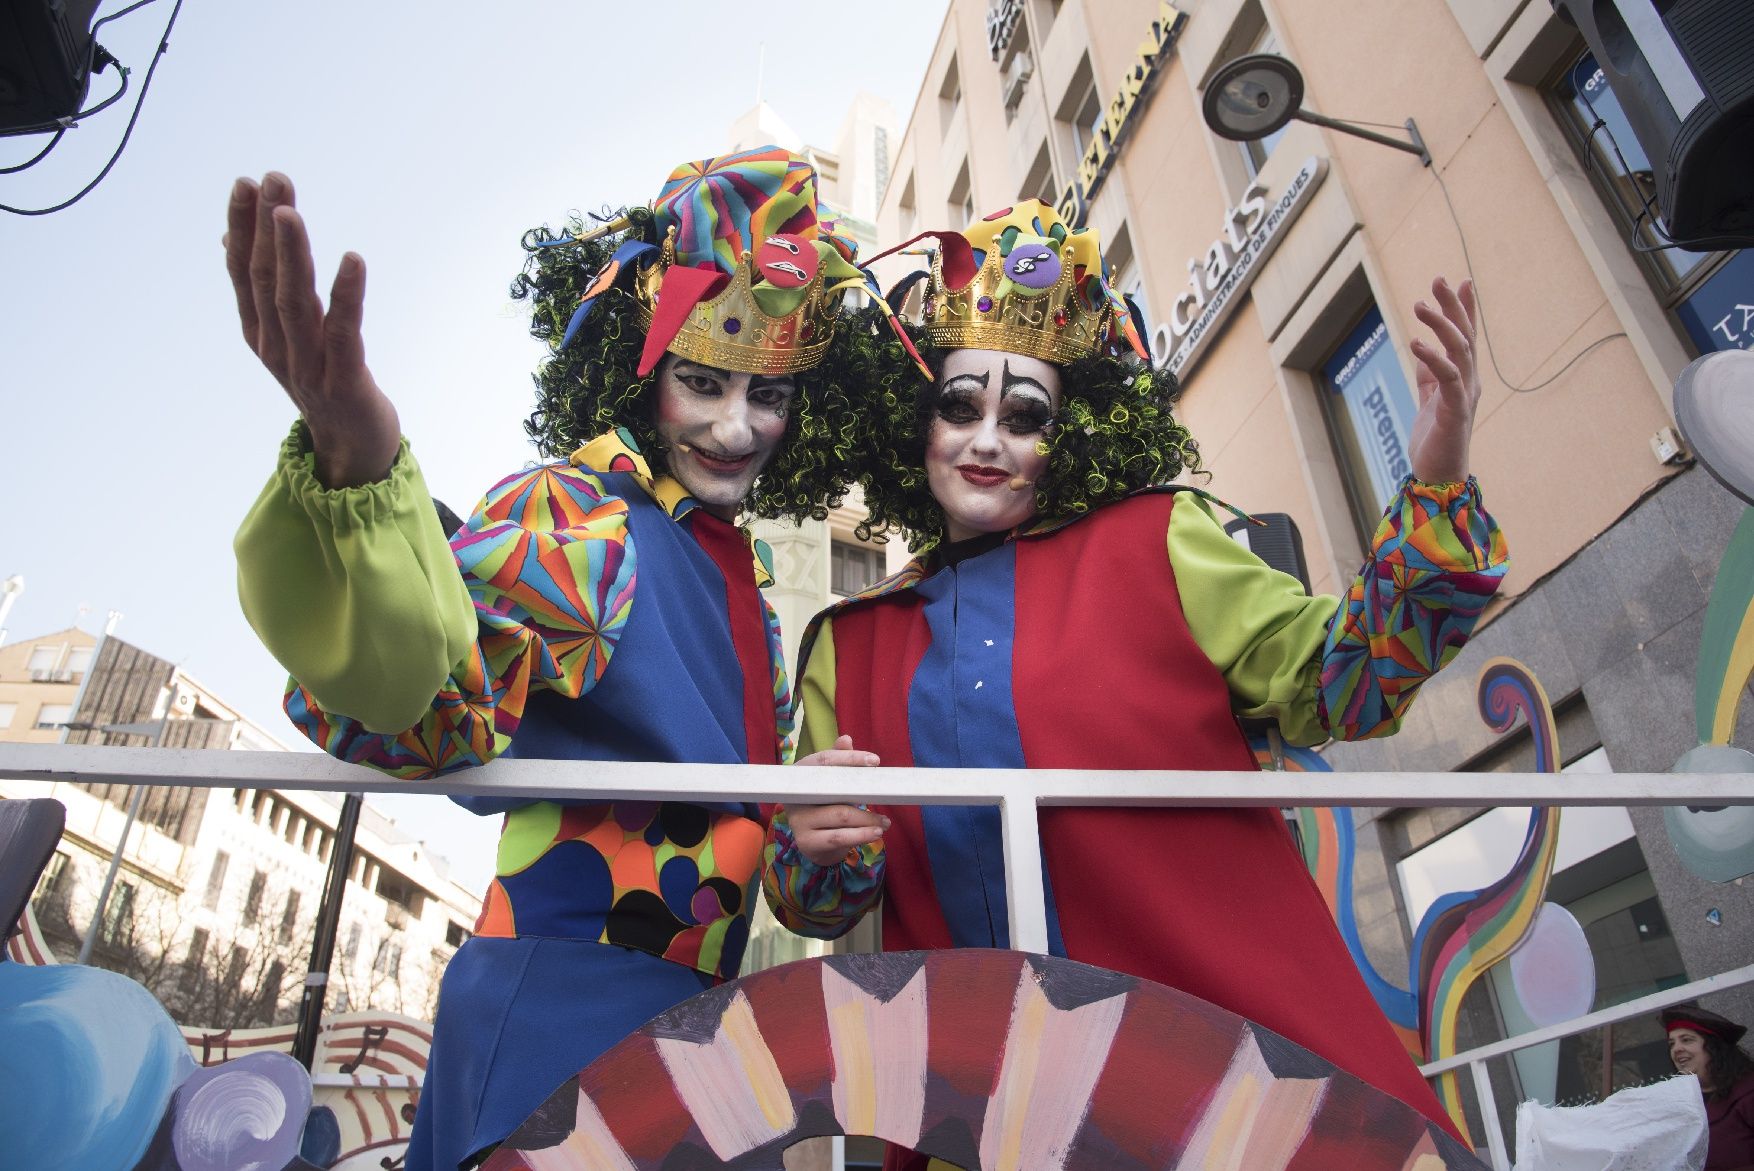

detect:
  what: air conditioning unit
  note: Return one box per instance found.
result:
[173,690,196,714]
[1003,52,1035,110]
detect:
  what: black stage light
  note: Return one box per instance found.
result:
[0,0,106,134]
[1551,0,1754,249]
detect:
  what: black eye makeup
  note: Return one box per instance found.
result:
[750,379,796,416]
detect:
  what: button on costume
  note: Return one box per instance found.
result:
[236,147,887,1171]
[762,202,1509,1156]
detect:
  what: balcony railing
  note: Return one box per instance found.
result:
[3,742,1749,1170]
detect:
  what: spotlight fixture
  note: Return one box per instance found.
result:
[1202,54,1431,166]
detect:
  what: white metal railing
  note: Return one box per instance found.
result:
[6,743,1751,1168]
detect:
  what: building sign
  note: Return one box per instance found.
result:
[1323,304,1417,507]
[986,0,1025,61]
[1055,2,1188,228]
[1158,155,1328,378]
[1674,247,1754,354]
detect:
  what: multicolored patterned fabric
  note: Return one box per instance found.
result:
[762,807,884,938]
[286,460,636,779]
[1318,477,1508,739]
[475,800,767,976]
[653,146,826,275]
[285,432,788,779]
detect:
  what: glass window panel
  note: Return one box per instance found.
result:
[1321,306,1418,525]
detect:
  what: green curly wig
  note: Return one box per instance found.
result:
[512,210,889,524]
[848,327,1204,548]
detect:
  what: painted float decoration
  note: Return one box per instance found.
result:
[1268,658,1592,1138]
[1668,505,1754,881]
[481,949,1487,1171]
[0,799,431,1171]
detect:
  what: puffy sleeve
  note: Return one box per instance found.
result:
[762,612,887,939]
[234,422,636,779]
[1173,476,1507,745]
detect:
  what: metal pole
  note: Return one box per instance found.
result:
[77,782,145,964]
[1292,109,1433,166]
[292,791,363,1069]
[1468,1058,1511,1171]
[999,784,1050,955]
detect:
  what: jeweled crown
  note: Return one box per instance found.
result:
[633,226,847,376]
[912,199,1147,365]
[922,239,1112,365]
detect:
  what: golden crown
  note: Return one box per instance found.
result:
[920,235,1118,365]
[633,226,846,376]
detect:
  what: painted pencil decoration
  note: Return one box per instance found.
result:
[481,949,1486,1171]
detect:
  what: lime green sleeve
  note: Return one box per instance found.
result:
[1167,493,1336,745]
[233,422,476,734]
[794,614,841,759]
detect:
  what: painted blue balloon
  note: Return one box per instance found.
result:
[0,961,194,1171]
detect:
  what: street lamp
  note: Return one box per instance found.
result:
[1202,54,1431,166]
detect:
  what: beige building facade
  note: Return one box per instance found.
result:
[2,626,482,1028]
[870,0,1754,1131]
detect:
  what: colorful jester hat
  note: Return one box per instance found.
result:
[546,146,919,377]
[902,200,1148,365]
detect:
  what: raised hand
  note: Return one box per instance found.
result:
[1407,276,1481,486]
[786,734,887,867]
[225,173,401,488]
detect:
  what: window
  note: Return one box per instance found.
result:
[947,162,974,230]
[26,645,61,678]
[243,869,267,924]
[181,927,210,992]
[1238,25,1288,177]
[64,647,93,677]
[0,702,14,730]
[1066,81,1104,163]
[372,939,402,978]
[1318,305,1418,541]
[831,541,886,597]
[343,921,363,964]
[203,851,229,909]
[446,920,470,948]
[938,55,962,126]
[261,961,287,1016]
[33,851,69,909]
[33,703,71,729]
[279,889,301,944]
[1020,142,1057,206]
[100,880,136,945]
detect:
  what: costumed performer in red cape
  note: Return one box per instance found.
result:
[762,200,1509,1163]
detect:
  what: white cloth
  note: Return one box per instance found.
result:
[1512,1075,1709,1171]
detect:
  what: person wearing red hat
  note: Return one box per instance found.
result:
[227,147,889,1171]
[1666,1005,1754,1170]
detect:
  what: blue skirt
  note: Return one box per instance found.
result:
[404,937,715,1171]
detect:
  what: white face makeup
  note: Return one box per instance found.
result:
[925,348,1061,543]
[654,354,795,520]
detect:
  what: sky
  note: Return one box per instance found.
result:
[1,0,947,896]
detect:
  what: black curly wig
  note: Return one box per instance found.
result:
[511,209,890,524]
[846,324,1204,549]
